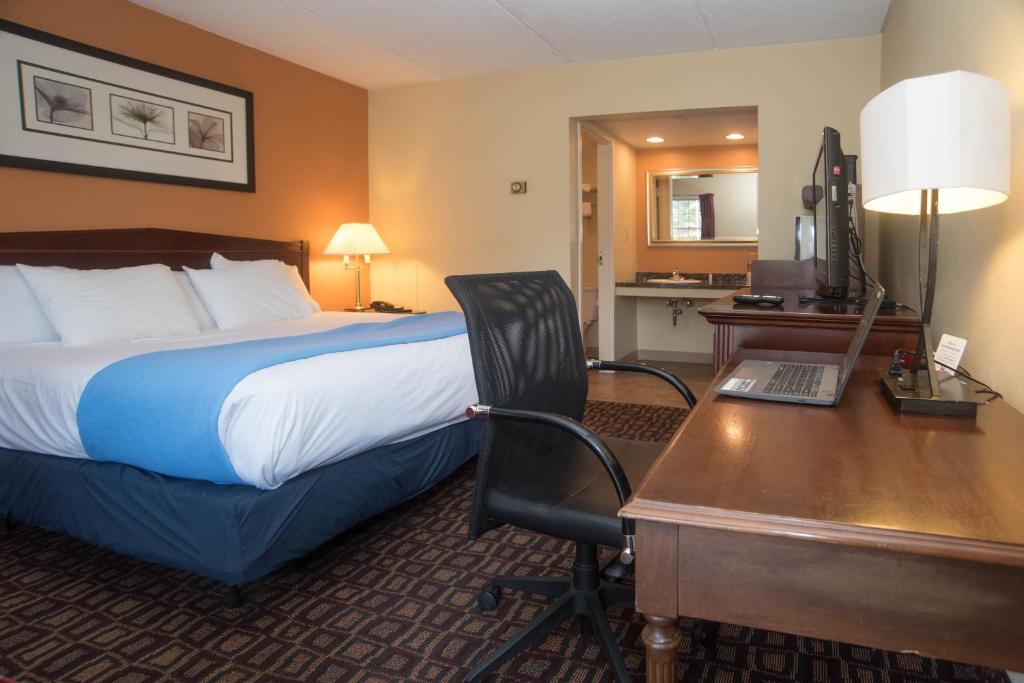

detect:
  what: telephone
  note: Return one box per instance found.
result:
[370,300,403,312]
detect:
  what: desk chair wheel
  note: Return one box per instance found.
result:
[477,586,502,611]
[601,556,634,583]
[223,585,244,609]
[692,620,718,648]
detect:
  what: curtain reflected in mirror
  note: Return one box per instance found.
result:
[648,167,758,245]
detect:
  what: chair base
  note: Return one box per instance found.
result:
[467,543,634,683]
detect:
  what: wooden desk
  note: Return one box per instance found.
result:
[620,349,1024,681]
[699,288,921,371]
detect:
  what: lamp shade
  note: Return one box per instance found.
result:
[860,70,1010,215]
[324,223,390,255]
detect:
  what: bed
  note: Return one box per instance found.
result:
[0,228,481,598]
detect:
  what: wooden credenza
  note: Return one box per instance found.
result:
[699,287,921,371]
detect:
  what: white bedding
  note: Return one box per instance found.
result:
[0,312,478,489]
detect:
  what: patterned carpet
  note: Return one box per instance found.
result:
[0,400,1009,682]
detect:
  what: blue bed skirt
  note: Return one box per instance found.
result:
[0,421,480,585]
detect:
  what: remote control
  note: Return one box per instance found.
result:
[733,294,784,306]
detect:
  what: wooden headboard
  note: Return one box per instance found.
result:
[0,228,311,287]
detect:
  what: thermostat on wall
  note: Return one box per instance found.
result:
[510,181,527,194]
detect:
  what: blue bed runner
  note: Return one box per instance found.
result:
[77,312,467,484]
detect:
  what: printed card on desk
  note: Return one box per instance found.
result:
[934,334,967,375]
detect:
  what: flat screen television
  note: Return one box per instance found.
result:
[812,127,850,298]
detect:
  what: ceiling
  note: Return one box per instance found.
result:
[590,107,758,148]
[130,0,891,90]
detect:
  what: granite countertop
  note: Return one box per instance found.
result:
[616,272,749,290]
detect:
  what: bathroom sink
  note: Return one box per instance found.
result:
[645,277,702,285]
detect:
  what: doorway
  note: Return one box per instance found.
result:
[572,107,759,366]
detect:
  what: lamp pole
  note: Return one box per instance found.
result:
[343,254,368,310]
[913,188,941,399]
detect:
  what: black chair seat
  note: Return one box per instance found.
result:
[487,436,663,548]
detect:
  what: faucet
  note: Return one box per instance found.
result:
[671,267,680,281]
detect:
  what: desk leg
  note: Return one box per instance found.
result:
[641,614,681,682]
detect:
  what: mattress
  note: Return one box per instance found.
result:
[0,312,478,489]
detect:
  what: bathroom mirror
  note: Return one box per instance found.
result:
[647,167,758,246]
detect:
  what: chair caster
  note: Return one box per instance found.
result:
[692,620,718,648]
[223,585,243,608]
[477,586,502,611]
[601,556,634,583]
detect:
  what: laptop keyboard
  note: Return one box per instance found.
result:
[763,363,825,397]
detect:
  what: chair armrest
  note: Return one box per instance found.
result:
[466,404,637,563]
[587,359,697,408]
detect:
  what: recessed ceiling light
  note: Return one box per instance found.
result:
[724,132,745,140]
[645,136,665,143]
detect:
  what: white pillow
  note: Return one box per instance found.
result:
[0,265,60,345]
[210,252,244,269]
[16,264,201,346]
[209,252,319,313]
[185,260,319,330]
[174,271,216,330]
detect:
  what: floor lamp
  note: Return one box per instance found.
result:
[860,70,1010,416]
[325,223,390,311]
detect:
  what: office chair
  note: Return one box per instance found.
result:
[445,271,702,683]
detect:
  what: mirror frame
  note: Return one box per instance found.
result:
[646,166,759,247]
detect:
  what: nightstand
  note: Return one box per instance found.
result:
[344,307,425,314]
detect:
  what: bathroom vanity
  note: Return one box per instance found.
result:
[614,272,746,363]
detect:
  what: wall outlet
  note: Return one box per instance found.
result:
[510,180,527,194]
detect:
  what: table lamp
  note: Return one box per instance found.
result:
[860,70,1010,416]
[324,222,390,311]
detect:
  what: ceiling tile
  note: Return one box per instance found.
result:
[498,0,714,62]
[130,0,444,88]
[697,0,890,49]
[287,0,569,78]
[131,0,890,89]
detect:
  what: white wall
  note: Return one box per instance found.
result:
[369,36,880,311]
[879,0,1024,410]
[607,131,638,284]
[635,296,718,363]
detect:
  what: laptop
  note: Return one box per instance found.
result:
[714,285,886,406]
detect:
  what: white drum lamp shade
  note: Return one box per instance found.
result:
[860,70,1010,416]
[324,223,390,256]
[860,70,1010,215]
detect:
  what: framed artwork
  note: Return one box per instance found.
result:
[0,20,254,192]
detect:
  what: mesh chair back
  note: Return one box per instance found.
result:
[446,271,590,538]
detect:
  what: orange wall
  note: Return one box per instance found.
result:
[635,145,759,274]
[0,0,368,311]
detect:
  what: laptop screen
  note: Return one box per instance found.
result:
[835,285,886,401]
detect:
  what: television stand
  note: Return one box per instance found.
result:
[798,294,860,305]
[699,287,920,372]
